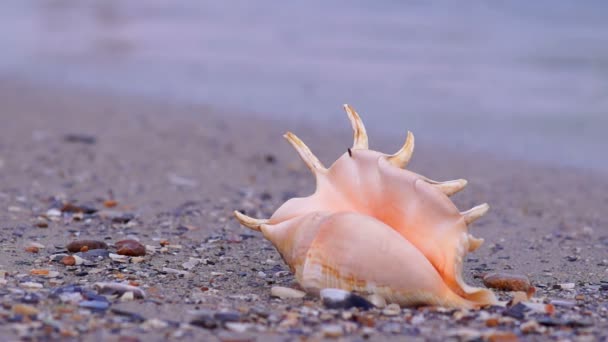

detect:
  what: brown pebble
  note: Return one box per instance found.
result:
[485,317,500,327]
[12,304,39,316]
[487,331,519,342]
[483,272,531,292]
[35,220,48,228]
[115,239,146,256]
[61,256,76,266]
[25,246,39,253]
[103,200,118,208]
[66,240,108,253]
[30,269,50,276]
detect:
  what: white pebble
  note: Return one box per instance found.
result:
[270,286,306,299]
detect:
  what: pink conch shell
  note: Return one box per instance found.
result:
[234,105,497,308]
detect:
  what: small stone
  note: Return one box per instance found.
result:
[30,269,50,276]
[115,240,146,256]
[141,318,169,330]
[25,246,39,253]
[34,219,48,228]
[20,281,43,289]
[320,288,374,310]
[520,320,544,334]
[182,258,201,270]
[94,282,145,299]
[509,291,529,306]
[76,249,110,260]
[12,304,39,316]
[502,302,528,319]
[225,322,251,333]
[557,282,575,290]
[66,240,108,253]
[162,267,190,277]
[97,210,135,223]
[270,286,306,299]
[26,241,45,249]
[366,294,386,308]
[550,299,576,307]
[190,310,217,329]
[46,208,62,217]
[382,303,401,316]
[321,324,344,338]
[109,253,129,263]
[120,291,135,301]
[485,317,500,327]
[215,311,241,323]
[79,300,110,311]
[483,273,531,292]
[485,331,518,342]
[257,271,267,278]
[61,255,87,266]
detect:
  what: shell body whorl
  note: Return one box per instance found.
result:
[235,105,497,308]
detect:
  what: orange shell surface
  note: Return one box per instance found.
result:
[235,105,497,308]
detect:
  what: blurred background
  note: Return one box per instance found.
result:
[1,0,607,171]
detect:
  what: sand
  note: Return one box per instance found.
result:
[0,79,606,340]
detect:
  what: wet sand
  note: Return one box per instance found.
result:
[0,79,606,340]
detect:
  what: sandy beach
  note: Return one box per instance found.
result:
[0,79,606,340]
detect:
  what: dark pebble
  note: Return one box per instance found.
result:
[111,308,146,322]
[214,311,241,323]
[61,203,98,214]
[20,293,41,304]
[190,311,218,329]
[537,317,594,327]
[75,249,110,260]
[115,239,146,256]
[63,134,97,145]
[502,302,528,320]
[66,240,108,253]
[321,288,374,310]
[79,300,110,311]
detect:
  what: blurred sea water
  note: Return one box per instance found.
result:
[1,1,607,171]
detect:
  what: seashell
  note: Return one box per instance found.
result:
[234,104,497,308]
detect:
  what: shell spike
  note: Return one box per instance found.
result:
[462,203,489,225]
[387,131,415,168]
[283,132,326,174]
[430,179,468,196]
[343,104,368,149]
[233,210,268,232]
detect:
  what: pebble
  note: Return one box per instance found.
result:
[79,300,110,311]
[509,291,529,306]
[12,304,39,316]
[225,322,251,333]
[46,208,62,217]
[550,299,576,307]
[181,258,200,270]
[26,241,45,249]
[61,255,87,266]
[382,303,401,316]
[270,286,306,299]
[76,249,110,260]
[66,240,108,253]
[20,282,43,289]
[320,288,374,310]
[321,324,344,338]
[109,253,129,263]
[520,320,545,334]
[94,282,146,299]
[115,240,146,256]
[214,311,242,323]
[367,294,387,308]
[483,272,531,292]
[141,318,169,330]
[557,282,575,290]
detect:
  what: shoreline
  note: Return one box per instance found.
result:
[0,78,606,340]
